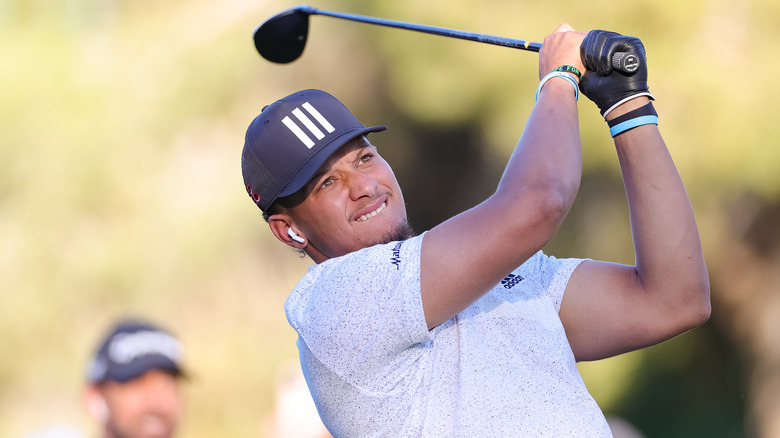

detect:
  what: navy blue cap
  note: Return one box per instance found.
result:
[87,319,185,384]
[241,89,387,211]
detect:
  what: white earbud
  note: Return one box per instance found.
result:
[288,228,305,244]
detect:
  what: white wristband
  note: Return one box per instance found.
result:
[535,71,579,102]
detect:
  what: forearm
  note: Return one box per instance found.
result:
[611,102,710,322]
[498,81,582,216]
[494,24,586,223]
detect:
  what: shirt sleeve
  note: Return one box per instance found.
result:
[285,234,432,390]
[530,251,587,312]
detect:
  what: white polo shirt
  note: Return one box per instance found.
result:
[285,233,611,437]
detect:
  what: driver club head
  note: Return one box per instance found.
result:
[253,5,313,64]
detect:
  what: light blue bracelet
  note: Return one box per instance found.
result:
[535,71,579,102]
[609,115,658,137]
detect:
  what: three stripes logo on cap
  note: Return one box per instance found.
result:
[282,102,335,148]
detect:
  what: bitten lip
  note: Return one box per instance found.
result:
[354,196,388,222]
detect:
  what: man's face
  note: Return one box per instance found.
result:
[285,136,412,261]
[100,370,182,438]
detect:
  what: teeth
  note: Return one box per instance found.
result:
[358,202,386,222]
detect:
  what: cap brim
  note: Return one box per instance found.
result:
[277,125,387,198]
[108,355,185,383]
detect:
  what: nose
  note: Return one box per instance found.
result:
[347,168,378,201]
[140,371,181,415]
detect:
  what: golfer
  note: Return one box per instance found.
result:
[241,24,710,436]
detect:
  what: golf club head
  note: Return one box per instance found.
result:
[253,5,314,63]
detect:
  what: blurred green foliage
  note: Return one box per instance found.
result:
[2,0,778,437]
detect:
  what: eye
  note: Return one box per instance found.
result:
[319,177,334,190]
[359,152,374,164]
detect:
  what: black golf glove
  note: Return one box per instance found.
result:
[579,30,653,117]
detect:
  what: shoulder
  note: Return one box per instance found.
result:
[315,234,425,277]
[286,235,426,318]
[518,251,587,308]
[519,251,585,280]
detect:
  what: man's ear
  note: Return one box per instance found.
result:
[84,385,109,423]
[268,214,306,248]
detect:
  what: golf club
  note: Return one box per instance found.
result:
[254,5,639,73]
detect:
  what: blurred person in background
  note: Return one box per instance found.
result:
[83,318,186,438]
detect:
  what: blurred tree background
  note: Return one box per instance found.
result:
[1,0,778,437]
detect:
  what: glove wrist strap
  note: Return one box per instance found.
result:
[602,92,655,118]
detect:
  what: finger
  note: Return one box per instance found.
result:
[555,22,575,33]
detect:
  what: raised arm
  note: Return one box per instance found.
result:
[419,24,586,329]
[559,31,711,361]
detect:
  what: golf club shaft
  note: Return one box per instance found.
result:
[300,5,542,52]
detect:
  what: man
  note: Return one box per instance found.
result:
[241,25,710,436]
[83,318,185,438]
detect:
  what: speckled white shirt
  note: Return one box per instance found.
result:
[285,233,612,437]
